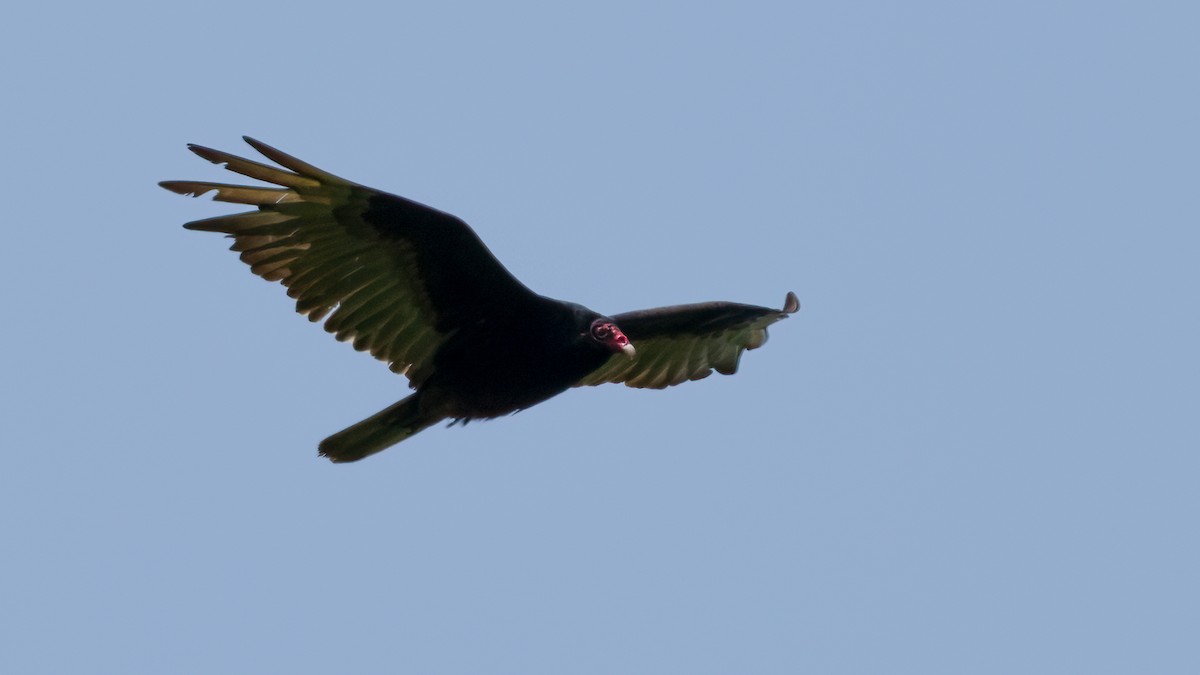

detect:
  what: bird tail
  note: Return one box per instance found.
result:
[318,393,443,463]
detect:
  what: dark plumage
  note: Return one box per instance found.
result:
[162,138,798,462]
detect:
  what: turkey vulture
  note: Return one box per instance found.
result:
[161,138,798,462]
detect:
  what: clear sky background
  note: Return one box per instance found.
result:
[2,2,1197,673]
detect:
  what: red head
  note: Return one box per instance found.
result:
[589,319,636,357]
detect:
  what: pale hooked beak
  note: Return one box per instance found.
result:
[598,321,635,357]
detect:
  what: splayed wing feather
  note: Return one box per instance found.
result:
[187,144,323,189]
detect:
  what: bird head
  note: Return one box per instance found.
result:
[589,319,636,358]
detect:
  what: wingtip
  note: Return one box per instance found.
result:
[187,143,224,164]
[782,291,800,314]
[159,180,202,197]
[317,447,350,464]
[242,136,277,158]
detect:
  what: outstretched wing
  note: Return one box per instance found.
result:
[576,292,799,389]
[161,137,539,387]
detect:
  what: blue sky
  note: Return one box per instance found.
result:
[2,2,1197,673]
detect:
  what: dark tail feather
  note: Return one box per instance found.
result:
[318,393,443,463]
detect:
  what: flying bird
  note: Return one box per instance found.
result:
[161,138,798,462]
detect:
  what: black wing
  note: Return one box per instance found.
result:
[576,292,799,389]
[161,137,540,387]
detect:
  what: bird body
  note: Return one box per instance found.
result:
[162,138,797,462]
[420,298,618,418]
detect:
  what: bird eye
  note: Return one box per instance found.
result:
[592,323,611,339]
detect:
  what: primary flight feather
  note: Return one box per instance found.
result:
[162,137,798,462]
